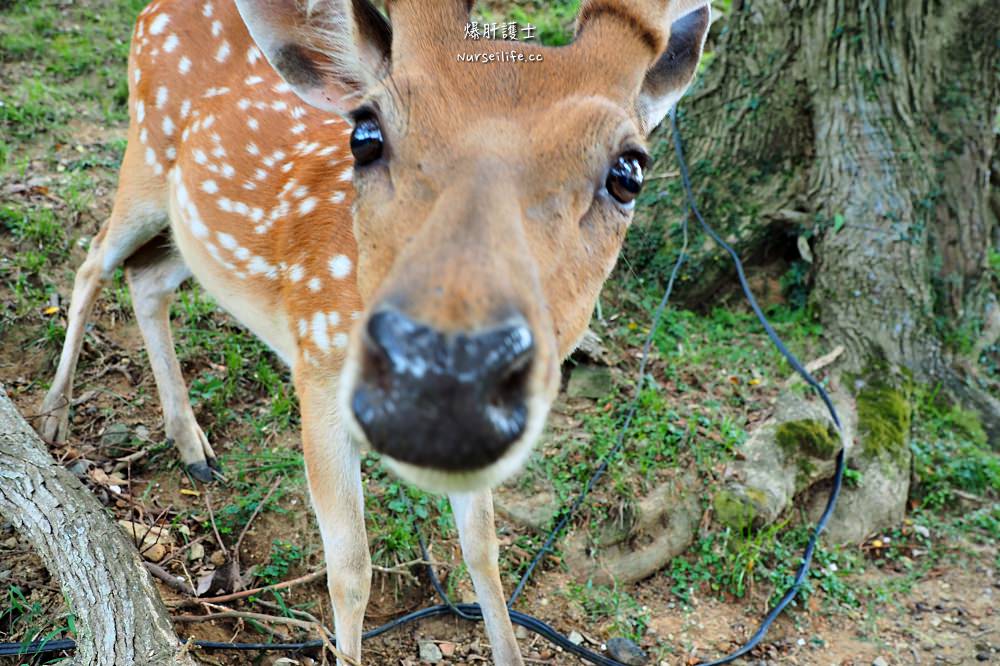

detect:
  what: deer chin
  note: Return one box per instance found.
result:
[379,393,550,494]
[338,349,552,494]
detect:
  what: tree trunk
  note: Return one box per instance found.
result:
[633,0,999,541]
[0,386,196,666]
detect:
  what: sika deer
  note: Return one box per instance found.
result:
[37,0,711,662]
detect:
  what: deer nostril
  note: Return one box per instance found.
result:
[485,327,534,408]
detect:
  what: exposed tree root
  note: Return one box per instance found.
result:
[0,386,196,665]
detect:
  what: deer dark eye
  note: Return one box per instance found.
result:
[606,153,647,205]
[350,116,384,166]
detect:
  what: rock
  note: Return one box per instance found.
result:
[189,542,205,561]
[872,657,889,666]
[143,543,168,562]
[418,640,443,663]
[118,520,173,549]
[568,631,584,646]
[494,489,558,533]
[438,642,455,658]
[210,549,227,566]
[67,458,94,477]
[606,637,648,665]
[101,423,132,455]
[566,364,613,399]
[515,625,529,640]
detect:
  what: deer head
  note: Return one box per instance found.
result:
[235,0,711,492]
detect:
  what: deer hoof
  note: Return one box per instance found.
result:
[186,461,216,483]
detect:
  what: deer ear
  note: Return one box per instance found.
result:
[637,4,710,133]
[234,0,391,115]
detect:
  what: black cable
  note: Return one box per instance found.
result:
[1,106,846,664]
[507,195,691,608]
[666,106,846,666]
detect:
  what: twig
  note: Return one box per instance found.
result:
[312,621,359,666]
[371,557,430,583]
[253,599,324,625]
[145,561,195,596]
[177,608,289,642]
[158,534,210,567]
[193,569,326,604]
[783,345,845,388]
[174,606,359,666]
[204,493,227,555]
[953,489,989,504]
[70,390,98,407]
[113,447,151,471]
[137,506,173,558]
[234,476,283,566]
[175,608,313,631]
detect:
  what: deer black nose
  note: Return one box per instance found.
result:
[351,308,535,471]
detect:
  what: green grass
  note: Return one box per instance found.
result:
[565,581,649,642]
[3,585,76,660]
[910,388,999,507]
[476,0,580,47]
[0,0,142,142]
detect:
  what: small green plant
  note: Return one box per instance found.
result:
[257,540,305,585]
[911,390,999,507]
[3,586,76,657]
[566,582,649,642]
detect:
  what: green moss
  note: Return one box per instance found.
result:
[714,487,767,530]
[775,419,839,459]
[856,383,912,462]
[945,407,988,448]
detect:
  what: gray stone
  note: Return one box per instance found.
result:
[872,657,889,666]
[494,489,558,533]
[566,365,613,399]
[568,631,584,646]
[606,637,648,665]
[418,640,443,663]
[100,423,132,455]
[67,459,94,477]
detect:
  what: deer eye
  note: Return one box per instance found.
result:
[606,153,647,205]
[350,115,384,166]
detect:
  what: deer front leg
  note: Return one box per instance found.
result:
[298,374,370,665]
[450,490,524,666]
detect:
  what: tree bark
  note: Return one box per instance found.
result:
[643,0,998,399]
[629,0,999,541]
[0,386,196,666]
